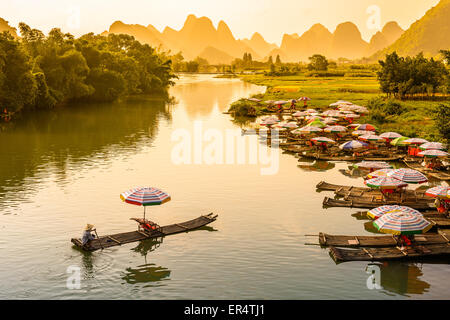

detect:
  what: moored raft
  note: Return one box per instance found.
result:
[323,196,435,211]
[71,213,218,251]
[329,243,450,263]
[403,160,450,181]
[301,153,404,162]
[317,231,450,248]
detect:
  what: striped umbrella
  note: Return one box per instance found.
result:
[387,168,428,184]
[305,109,318,114]
[425,186,450,199]
[344,114,360,119]
[356,124,377,131]
[354,161,392,170]
[352,130,372,136]
[366,168,395,179]
[311,137,336,144]
[404,138,428,145]
[418,149,449,158]
[367,205,422,220]
[324,125,347,133]
[339,140,368,150]
[306,120,326,128]
[390,137,410,146]
[282,122,299,129]
[380,132,402,140]
[120,187,171,219]
[298,97,311,101]
[373,211,432,235]
[297,126,323,133]
[359,134,383,142]
[365,177,408,190]
[419,142,446,150]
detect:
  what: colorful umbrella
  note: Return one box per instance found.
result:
[305,108,318,114]
[306,120,326,128]
[298,97,311,101]
[324,125,347,133]
[418,150,449,158]
[404,138,428,145]
[356,124,377,131]
[367,205,422,220]
[352,130,372,136]
[366,168,395,179]
[282,122,299,129]
[380,132,402,140]
[373,211,432,235]
[365,177,408,190]
[293,111,308,117]
[419,142,446,150]
[354,161,392,170]
[311,137,336,144]
[387,169,428,184]
[359,134,383,142]
[339,140,368,150]
[297,126,323,133]
[425,186,450,199]
[120,187,171,220]
[390,137,410,146]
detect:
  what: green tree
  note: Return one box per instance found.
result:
[308,54,328,71]
[0,32,36,113]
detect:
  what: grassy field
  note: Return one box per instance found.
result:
[234,74,449,142]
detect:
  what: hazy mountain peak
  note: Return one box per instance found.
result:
[251,32,264,42]
[0,17,17,37]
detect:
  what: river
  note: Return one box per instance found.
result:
[0,74,449,299]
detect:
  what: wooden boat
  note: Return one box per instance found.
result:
[329,243,450,262]
[323,196,435,211]
[316,181,427,198]
[282,146,310,154]
[71,213,218,252]
[301,153,404,162]
[317,231,450,248]
[403,160,450,181]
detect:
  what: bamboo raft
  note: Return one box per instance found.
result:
[316,181,427,198]
[317,231,450,248]
[329,243,450,262]
[301,153,404,162]
[403,160,450,181]
[323,197,435,211]
[71,213,218,251]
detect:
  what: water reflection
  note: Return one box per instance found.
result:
[121,238,171,285]
[298,161,335,172]
[366,262,430,296]
[0,97,170,210]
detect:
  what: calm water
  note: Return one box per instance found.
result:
[0,74,449,299]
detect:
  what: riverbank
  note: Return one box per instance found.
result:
[231,74,449,142]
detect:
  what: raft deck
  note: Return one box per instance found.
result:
[71,213,218,251]
[403,160,450,181]
[329,243,450,262]
[323,196,435,211]
[317,231,450,248]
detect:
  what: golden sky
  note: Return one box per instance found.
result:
[1,0,441,44]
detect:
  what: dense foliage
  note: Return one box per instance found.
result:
[0,24,176,118]
[377,52,448,99]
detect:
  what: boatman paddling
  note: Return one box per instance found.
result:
[82,224,96,246]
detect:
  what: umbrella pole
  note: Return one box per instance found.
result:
[144,206,146,220]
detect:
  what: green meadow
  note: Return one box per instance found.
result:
[235,74,449,142]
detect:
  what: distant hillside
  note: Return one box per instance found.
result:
[371,0,450,59]
[198,46,234,65]
[365,22,404,57]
